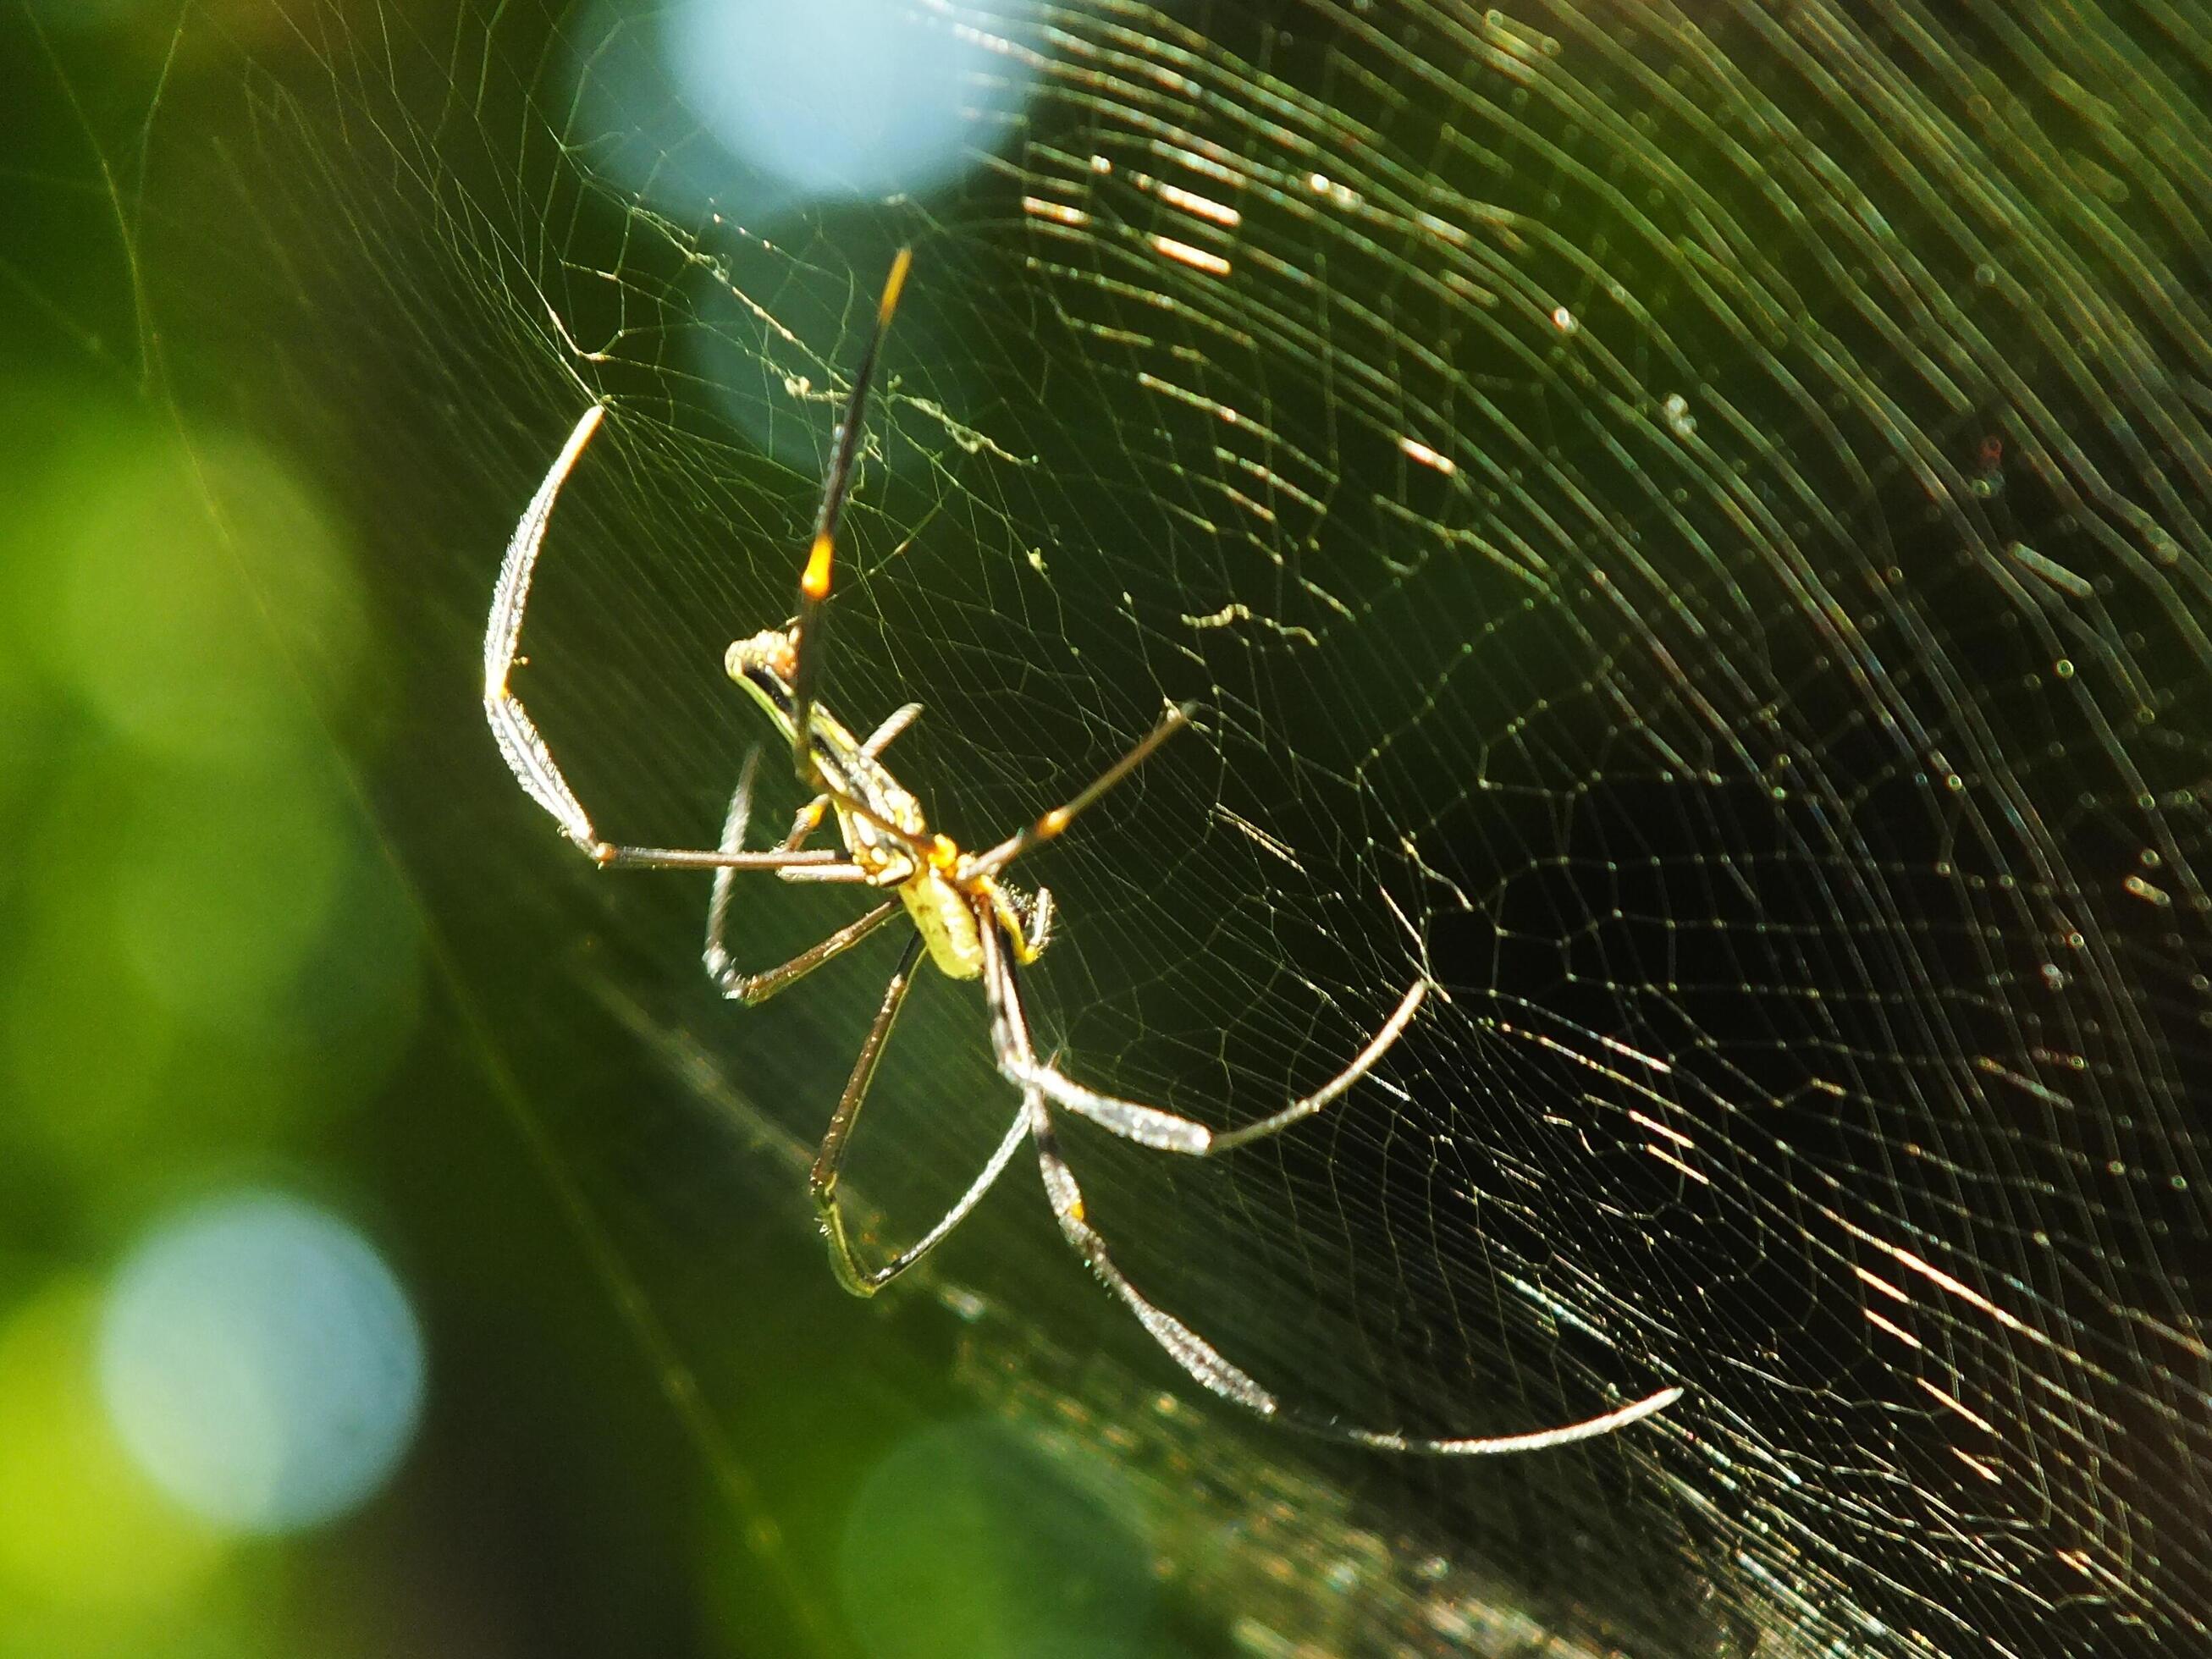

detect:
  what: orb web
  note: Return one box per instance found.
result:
[61,0,2212,1651]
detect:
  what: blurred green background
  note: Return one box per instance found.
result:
[0,14,1181,1659]
[0,223,1179,1659]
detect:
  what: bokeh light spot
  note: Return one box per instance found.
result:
[97,1192,426,1533]
[837,1418,1156,1659]
[55,428,364,766]
[664,0,1038,207]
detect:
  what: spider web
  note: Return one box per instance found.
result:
[40,0,2212,1652]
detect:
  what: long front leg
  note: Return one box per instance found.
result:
[486,405,857,874]
[484,406,608,853]
[790,251,913,790]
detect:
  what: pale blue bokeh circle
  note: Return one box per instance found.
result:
[97,1192,426,1532]
[664,0,1037,207]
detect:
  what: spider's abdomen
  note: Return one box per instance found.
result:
[899,871,983,978]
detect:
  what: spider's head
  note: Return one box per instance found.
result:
[725,625,800,725]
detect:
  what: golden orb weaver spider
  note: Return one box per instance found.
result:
[483,250,1683,1455]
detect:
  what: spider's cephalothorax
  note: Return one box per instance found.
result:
[723,623,1050,980]
[482,248,1682,1457]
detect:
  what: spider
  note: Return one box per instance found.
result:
[482,250,1683,1455]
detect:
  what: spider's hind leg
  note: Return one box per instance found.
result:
[810,931,1034,1296]
[981,927,1680,1455]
